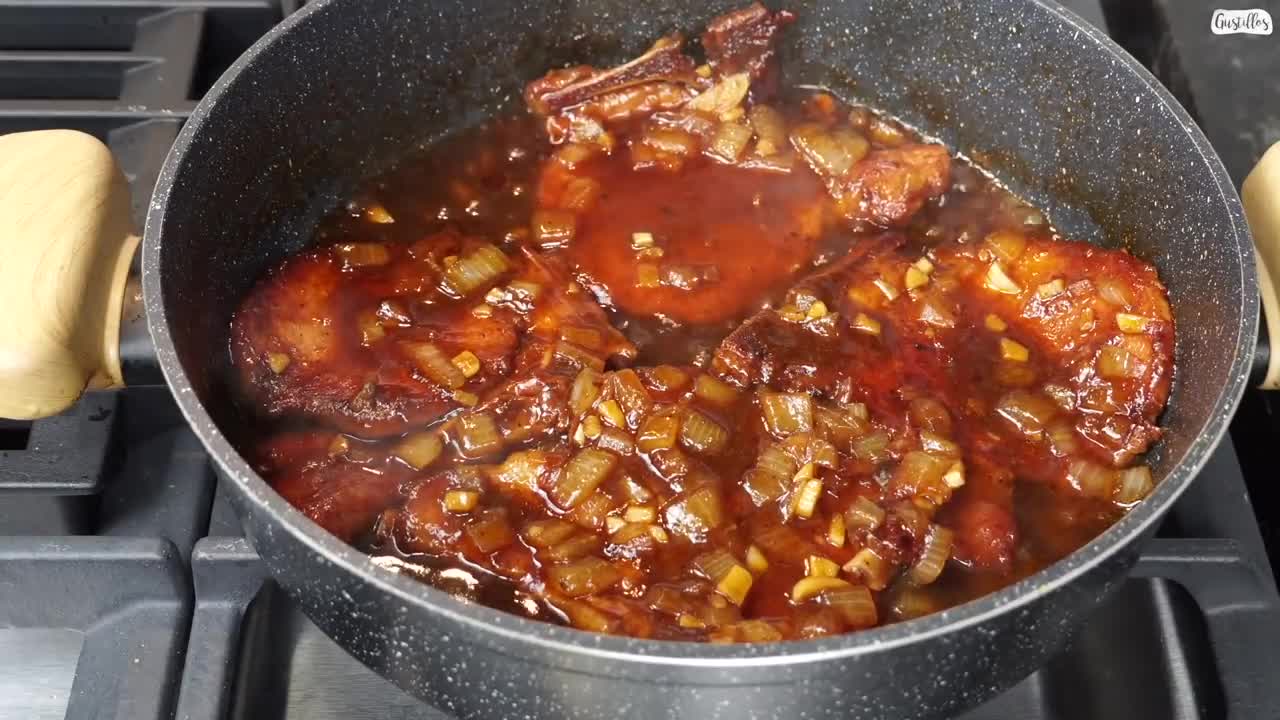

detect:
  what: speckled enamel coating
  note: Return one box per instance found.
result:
[140,1,1256,718]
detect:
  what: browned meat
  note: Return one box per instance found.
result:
[256,432,411,542]
[231,233,633,438]
[715,226,1174,493]
[793,136,952,229]
[701,2,796,88]
[524,35,698,116]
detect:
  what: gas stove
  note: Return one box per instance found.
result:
[2,1,1279,719]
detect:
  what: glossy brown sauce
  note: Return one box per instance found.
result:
[230,12,1171,641]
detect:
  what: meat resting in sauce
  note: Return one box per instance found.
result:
[230,4,1174,642]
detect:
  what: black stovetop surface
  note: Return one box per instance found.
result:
[2,1,1280,719]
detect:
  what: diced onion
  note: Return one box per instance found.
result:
[455,413,503,458]
[551,448,618,509]
[637,263,661,288]
[624,505,656,523]
[336,242,391,267]
[1098,278,1134,307]
[844,496,886,531]
[557,598,617,633]
[904,266,930,291]
[444,489,480,513]
[791,576,852,603]
[852,313,882,336]
[985,262,1022,294]
[451,350,482,378]
[403,341,466,389]
[442,244,510,296]
[739,105,785,151]
[570,368,602,416]
[743,469,788,506]
[1115,465,1154,505]
[873,278,900,302]
[919,300,956,328]
[760,391,814,438]
[363,203,395,224]
[791,123,857,177]
[908,525,954,585]
[789,477,824,519]
[822,585,878,628]
[394,432,444,470]
[782,433,839,469]
[491,450,548,494]
[521,518,577,548]
[985,230,1026,263]
[606,370,652,428]
[827,513,847,547]
[942,461,965,488]
[843,547,892,590]
[642,126,700,157]
[746,545,770,575]
[547,557,621,597]
[815,405,870,448]
[893,451,951,496]
[648,365,689,391]
[452,389,479,407]
[679,410,730,455]
[542,533,602,562]
[694,374,740,406]
[597,427,636,455]
[1067,458,1117,499]
[582,415,603,440]
[1000,338,1030,362]
[919,430,959,457]
[357,310,386,345]
[1098,346,1144,379]
[806,555,841,578]
[465,509,515,552]
[266,352,291,374]
[995,391,1058,439]
[708,121,754,162]
[850,431,891,462]
[1116,313,1150,334]
[908,397,952,434]
[637,412,681,452]
[597,399,626,428]
[985,314,1008,332]
[662,484,725,541]
[686,72,750,118]
[1037,278,1066,299]
[1046,422,1079,457]
[1043,383,1076,411]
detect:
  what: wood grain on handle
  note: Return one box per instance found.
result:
[0,130,138,419]
[1244,142,1280,389]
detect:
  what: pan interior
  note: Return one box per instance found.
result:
[150,0,1251,599]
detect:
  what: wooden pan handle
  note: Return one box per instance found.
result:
[1243,142,1280,389]
[0,130,138,419]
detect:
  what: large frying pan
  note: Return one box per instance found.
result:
[0,0,1276,717]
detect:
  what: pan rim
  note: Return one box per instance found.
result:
[142,0,1258,672]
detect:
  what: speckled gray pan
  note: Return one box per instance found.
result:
[141,0,1255,718]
